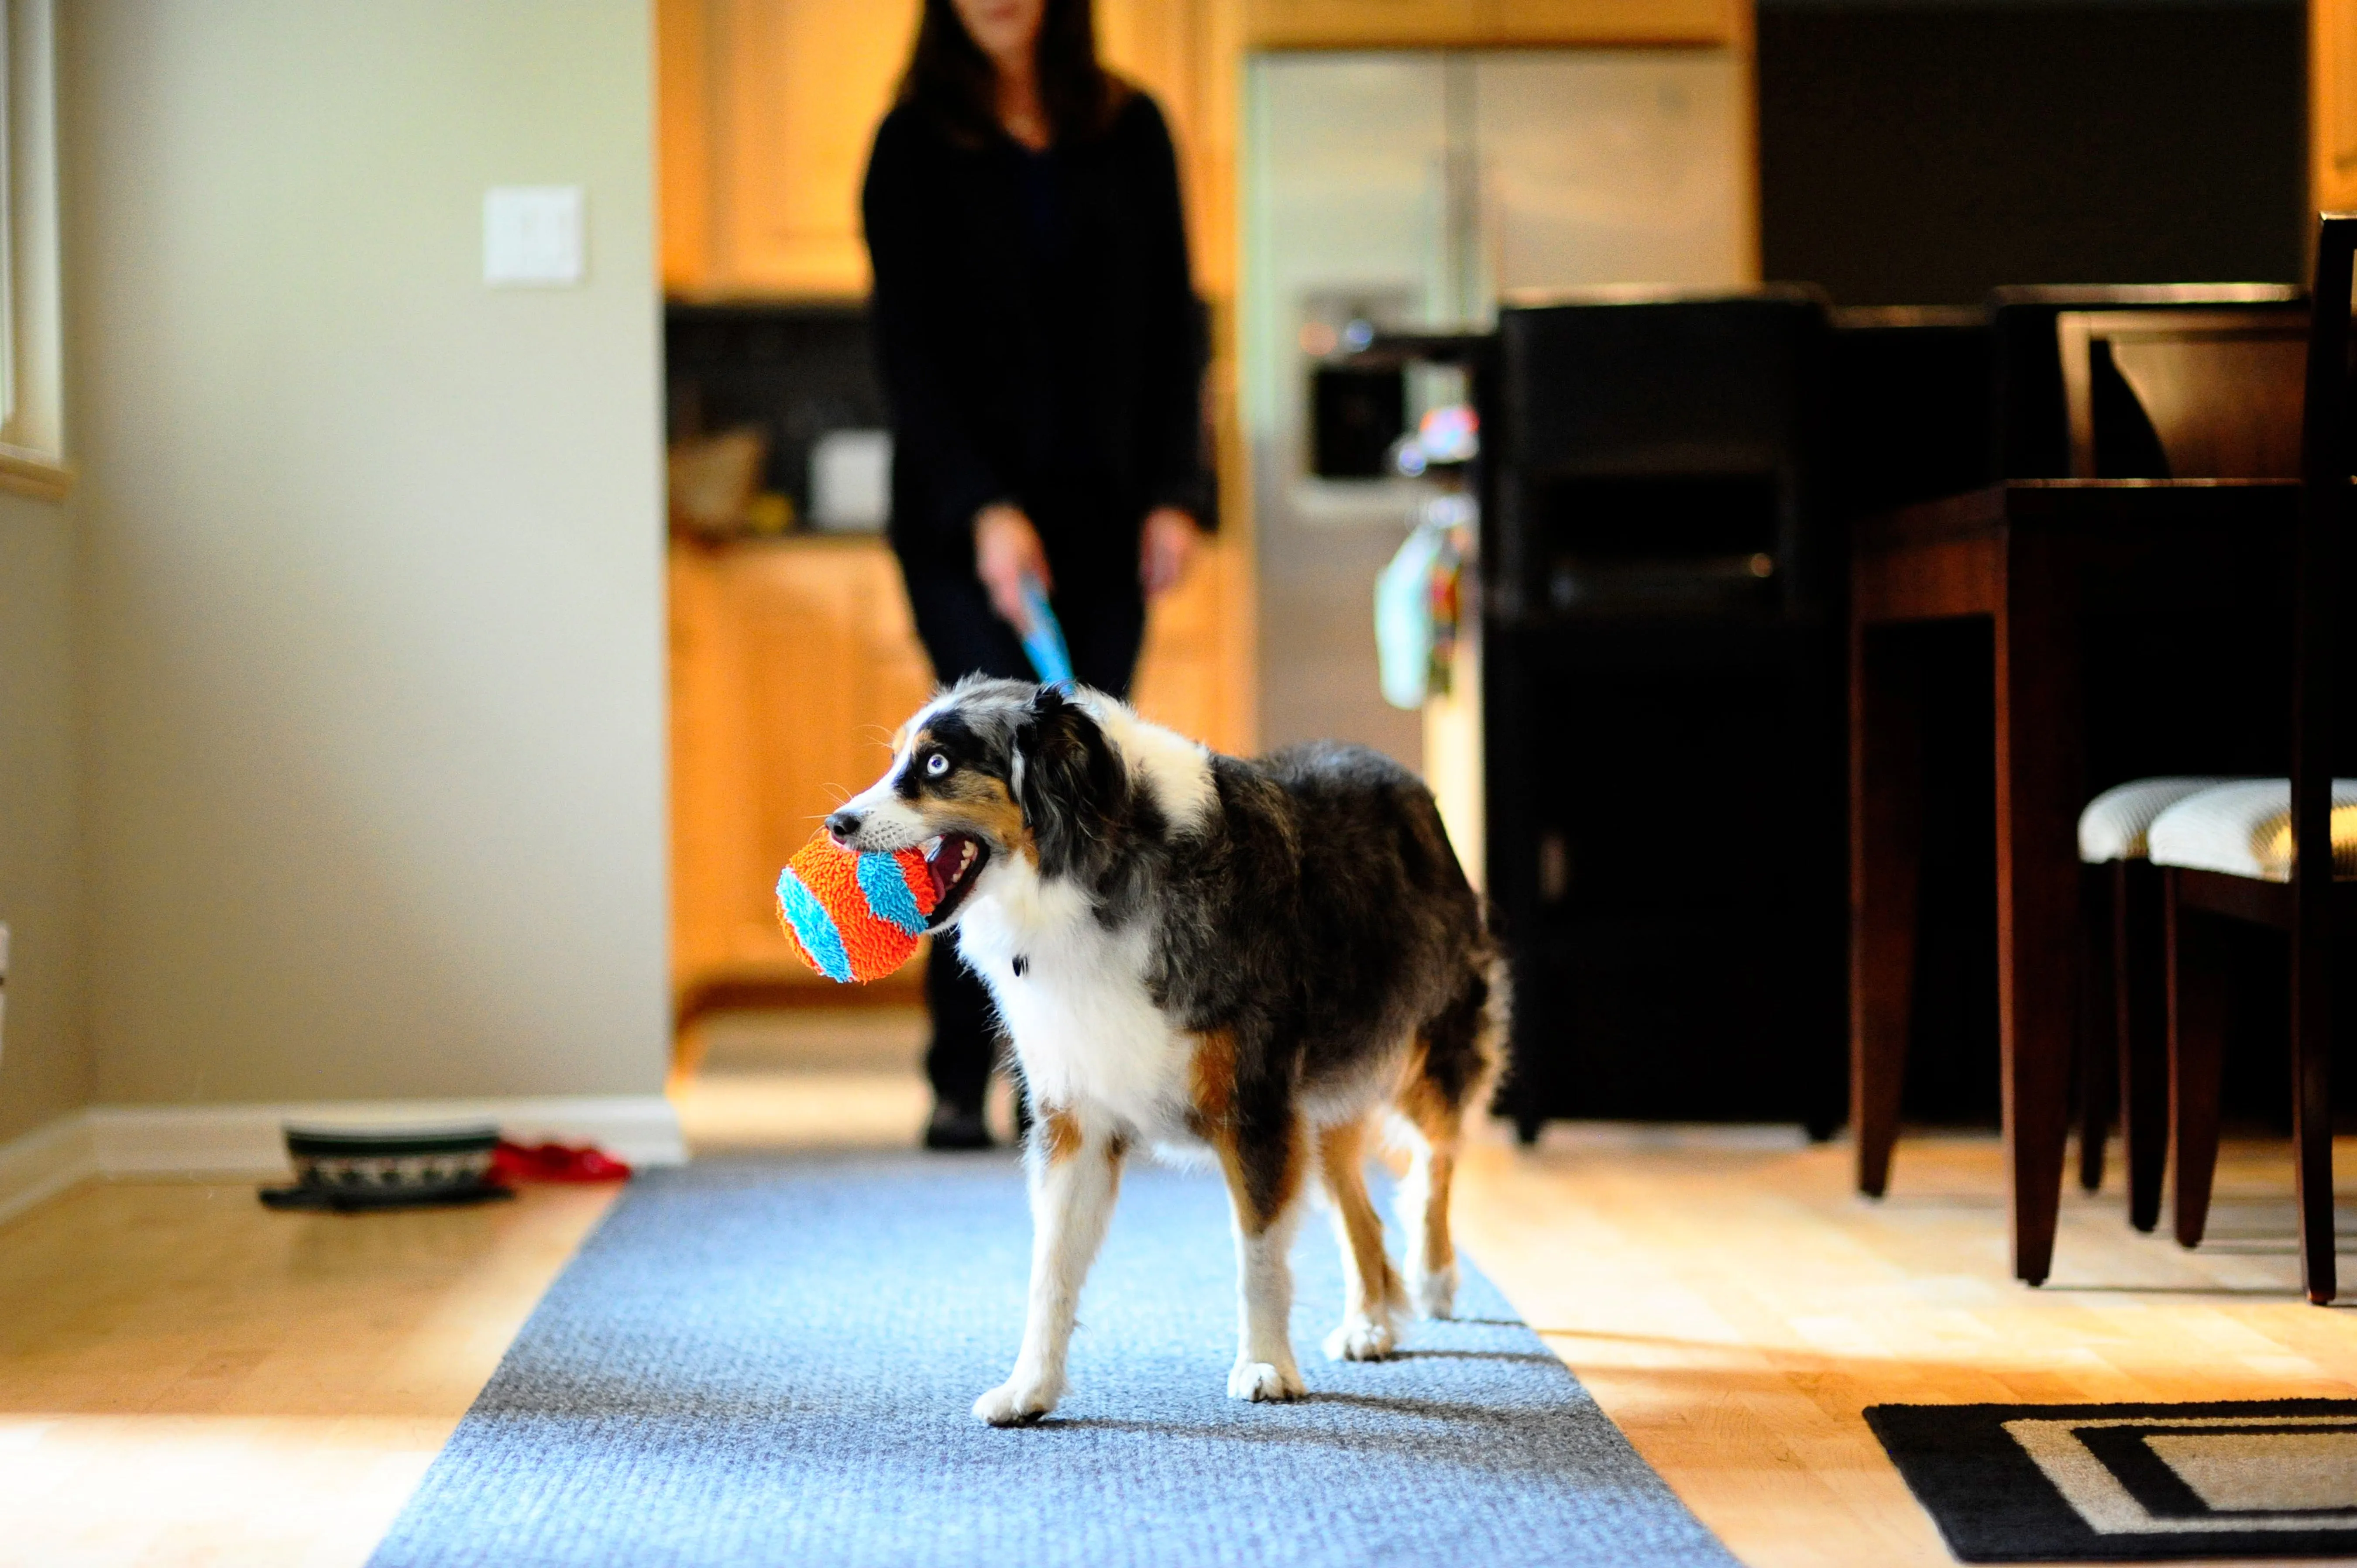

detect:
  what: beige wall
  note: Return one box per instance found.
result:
[61,1,668,1105]
[0,490,88,1142]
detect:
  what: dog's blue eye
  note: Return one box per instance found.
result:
[925,754,949,778]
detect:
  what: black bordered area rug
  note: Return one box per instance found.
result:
[1866,1399,2357,1561]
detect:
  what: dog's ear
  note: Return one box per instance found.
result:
[1015,686,1126,880]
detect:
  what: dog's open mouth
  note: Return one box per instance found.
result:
[921,832,990,928]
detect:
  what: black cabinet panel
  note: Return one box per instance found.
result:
[1481,295,1849,1137]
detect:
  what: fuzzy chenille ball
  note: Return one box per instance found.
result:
[775,831,938,983]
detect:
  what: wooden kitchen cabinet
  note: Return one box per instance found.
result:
[656,0,1743,297]
[659,0,922,298]
[669,533,1247,1033]
[1241,0,1741,48]
[2318,0,2357,212]
[659,0,1235,299]
[670,537,935,1019]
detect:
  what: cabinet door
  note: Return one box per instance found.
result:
[669,545,765,991]
[2319,0,2357,212]
[658,0,715,292]
[667,0,921,298]
[670,541,935,1014]
[728,544,936,947]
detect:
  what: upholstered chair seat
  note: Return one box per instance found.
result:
[2147,778,2357,882]
[2077,777,2240,864]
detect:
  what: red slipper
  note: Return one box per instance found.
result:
[491,1139,633,1184]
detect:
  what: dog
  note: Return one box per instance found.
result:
[824,677,1505,1425]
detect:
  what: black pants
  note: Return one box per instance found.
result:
[899,565,1146,1113]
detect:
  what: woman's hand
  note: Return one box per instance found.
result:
[974,503,1052,634]
[1140,506,1203,598]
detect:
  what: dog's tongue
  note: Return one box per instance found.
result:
[925,834,972,903]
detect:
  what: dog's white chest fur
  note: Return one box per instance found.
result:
[955,874,1190,1131]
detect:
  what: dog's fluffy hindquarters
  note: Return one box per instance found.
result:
[823,679,1504,1424]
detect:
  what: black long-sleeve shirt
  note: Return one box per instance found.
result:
[861,91,1207,580]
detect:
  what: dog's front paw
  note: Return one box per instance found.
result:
[1323,1311,1397,1362]
[972,1373,1062,1427]
[1407,1263,1458,1321]
[1227,1357,1306,1402]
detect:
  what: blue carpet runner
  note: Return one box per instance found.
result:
[369,1154,1735,1567]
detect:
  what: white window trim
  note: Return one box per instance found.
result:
[0,0,66,502]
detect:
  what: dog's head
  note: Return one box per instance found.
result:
[824,677,1131,928]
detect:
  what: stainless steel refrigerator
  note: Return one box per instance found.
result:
[1244,49,1755,771]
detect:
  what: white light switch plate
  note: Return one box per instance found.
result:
[484,185,584,287]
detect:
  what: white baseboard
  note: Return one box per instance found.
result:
[87,1095,688,1178]
[0,1111,98,1227]
[0,1095,685,1214]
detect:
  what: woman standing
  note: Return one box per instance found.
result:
[863,0,1209,1148]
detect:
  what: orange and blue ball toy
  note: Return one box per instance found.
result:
[775,830,940,983]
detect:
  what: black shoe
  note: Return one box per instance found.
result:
[923,1105,993,1151]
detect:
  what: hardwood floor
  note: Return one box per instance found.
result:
[0,1178,618,1567]
[671,1005,935,1153]
[1453,1126,2357,1568]
[3,1012,2350,1567]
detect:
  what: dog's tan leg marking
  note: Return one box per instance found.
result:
[1189,1029,1302,1239]
[1210,1115,1303,1234]
[1186,1027,1236,1130]
[973,1108,1125,1427]
[1041,1105,1082,1167]
[1394,1038,1464,1320]
[1190,1030,1307,1402]
[1316,1117,1403,1362]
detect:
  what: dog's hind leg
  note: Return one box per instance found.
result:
[972,1106,1127,1427]
[1392,1101,1458,1321]
[1394,964,1500,1321]
[1316,1115,1405,1362]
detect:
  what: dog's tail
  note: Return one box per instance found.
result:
[1407,933,1510,1140]
[1467,935,1512,1125]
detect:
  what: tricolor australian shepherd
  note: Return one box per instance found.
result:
[824,678,1505,1425]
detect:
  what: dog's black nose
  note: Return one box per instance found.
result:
[825,810,863,843]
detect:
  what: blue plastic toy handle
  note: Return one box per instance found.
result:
[1017,575,1074,686]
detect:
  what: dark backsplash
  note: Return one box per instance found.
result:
[665,303,887,519]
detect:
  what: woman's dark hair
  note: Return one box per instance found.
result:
[899,0,1129,147]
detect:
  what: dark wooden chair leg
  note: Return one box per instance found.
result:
[2116,858,2170,1233]
[1996,533,2079,1287]
[2288,214,2355,1303]
[2077,863,2114,1193]
[1852,623,1923,1197]
[2165,869,2227,1250]
[2288,884,2337,1304]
